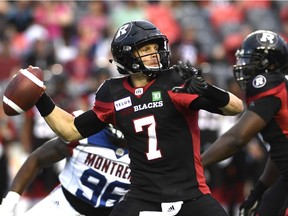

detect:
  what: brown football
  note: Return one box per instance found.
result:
[3,66,44,116]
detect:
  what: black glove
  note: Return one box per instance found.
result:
[239,181,267,216]
[172,61,208,95]
[239,193,259,216]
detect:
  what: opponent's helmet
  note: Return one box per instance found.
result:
[111,20,170,78]
[105,124,127,147]
[233,30,288,89]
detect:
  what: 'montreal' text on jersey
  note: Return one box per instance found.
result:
[84,153,131,180]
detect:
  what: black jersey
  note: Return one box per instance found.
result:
[245,73,288,179]
[92,69,211,202]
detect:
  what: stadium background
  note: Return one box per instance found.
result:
[0,1,287,215]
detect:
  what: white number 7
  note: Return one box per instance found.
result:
[133,115,162,160]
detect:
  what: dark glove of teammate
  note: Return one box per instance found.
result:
[239,193,259,216]
[239,180,267,216]
[172,61,208,95]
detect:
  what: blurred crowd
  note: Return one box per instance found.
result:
[0,1,287,215]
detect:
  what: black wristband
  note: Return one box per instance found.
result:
[35,92,55,117]
[251,180,268,199]
[204,84,229,107]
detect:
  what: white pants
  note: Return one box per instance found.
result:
[23,185,83,216]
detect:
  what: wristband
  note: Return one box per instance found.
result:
[251,180,268,199]
[204,84,229,107]
[35,92,55,117]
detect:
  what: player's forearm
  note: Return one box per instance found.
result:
[202,84,244,116]
[9,137,68,194]
[44,106,82,141]
[9,155,41,194]
[220,92,244,116]
[201,134,242,166]
[36,93,82,142]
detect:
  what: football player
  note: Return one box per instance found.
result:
[31,20,243,215]
[0,113,130,216]
[201,30,288,216]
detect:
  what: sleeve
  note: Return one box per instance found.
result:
[189,97,224,114]
[92,80,116,124]
[74,110,107,138]
[247,96,281,123]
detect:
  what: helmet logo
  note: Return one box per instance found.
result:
[258,32,277,45]
[115,23,132,42]
[252,75,266,88]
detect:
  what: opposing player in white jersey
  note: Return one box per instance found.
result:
[0,111,130,216]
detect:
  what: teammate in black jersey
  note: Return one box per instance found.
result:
[33,20,243,216]
[202,30,288,216]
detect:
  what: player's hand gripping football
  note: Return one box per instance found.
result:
[172,61,208,95]
[239,193,259,216]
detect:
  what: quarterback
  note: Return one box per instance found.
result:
[28,20,243,215]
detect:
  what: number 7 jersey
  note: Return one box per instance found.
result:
[92,70,211,202]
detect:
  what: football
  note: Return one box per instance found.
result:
[3,66,44,116]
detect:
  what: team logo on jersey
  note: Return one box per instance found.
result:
[152,91,162,101]
[114,96,132,111]
[252,75,266,88]
[135,88,143,96]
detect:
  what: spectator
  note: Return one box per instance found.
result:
[145,1,181,45]
[0,37,21,93]
[33,1,74,40]
[76,1,109,49]
[22,37,56,70]
[5,1,34,33]
[63,41,94,96]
